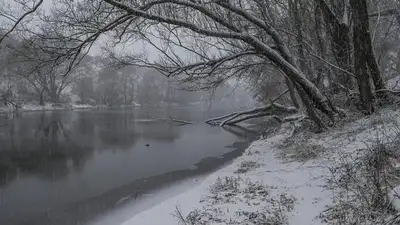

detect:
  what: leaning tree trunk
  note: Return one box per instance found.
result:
[350,0,375,114]
[283,75,300,109]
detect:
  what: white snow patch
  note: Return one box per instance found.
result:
[388,186,400,211]
[88,175,207,225]
[0,103,94,113]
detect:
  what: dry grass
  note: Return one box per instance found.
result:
[234,160,260,174]
[321,137,400,224]
[278,141,326,162]
[174,176,296,225]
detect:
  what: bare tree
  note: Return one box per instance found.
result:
[38,0,348,129]
[7,36,90,104]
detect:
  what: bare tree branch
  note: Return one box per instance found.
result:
[0,0,43,44]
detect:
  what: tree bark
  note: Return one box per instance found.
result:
[39,89,45,106]
[316,0,353,91]
[296,83,327,131]
[284,76,300,108]
[290,0,313,80]
[350,0,375,114]
[48,89,60,103]
[314,3,327,88]
[349,0,386,93]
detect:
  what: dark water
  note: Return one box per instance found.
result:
[0,106,256,225]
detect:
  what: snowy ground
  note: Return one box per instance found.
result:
[0,103,95,113]
[114,107,400,225]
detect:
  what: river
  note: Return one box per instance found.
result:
[0,106,256,225]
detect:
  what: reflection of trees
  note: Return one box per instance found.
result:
[136,122,180,142]
[0,113,94,187]
[0,108,184,188]
[97,109,138,149]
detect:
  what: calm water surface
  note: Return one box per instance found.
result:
[0,106,255,225]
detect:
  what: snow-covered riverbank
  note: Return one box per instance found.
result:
[116,107,400,225]
[0,103,96,113]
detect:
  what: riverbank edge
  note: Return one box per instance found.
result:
[0,103,97,113]
[120,107,400,225]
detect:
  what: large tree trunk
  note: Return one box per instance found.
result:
[350,0,375,114]
[247,38,337,126]
[39,89,45,106]
[349,0,386,93]
[332,24,353,90]
[48,89,60,103]
[296,83,327,131]
[314,3,328,88]
[268,54,336,120]
[316,0,353,91]
[290,0,313,80]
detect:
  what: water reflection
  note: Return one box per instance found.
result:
[0,113,94,187]
[0,107,251,225]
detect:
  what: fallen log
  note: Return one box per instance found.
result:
[224,111,273,125]
[206,103,298,127]
[282,114,308,123]
[169,117,193,125]
[220,105,273,126]
[204,88,300,127]
[205,112,238,126]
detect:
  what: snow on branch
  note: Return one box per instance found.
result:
[206,103,298,127]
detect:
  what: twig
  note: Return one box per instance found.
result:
[375,89,400,95]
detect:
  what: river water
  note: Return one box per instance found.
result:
[0,106,255,225]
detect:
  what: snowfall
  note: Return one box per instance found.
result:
[83,105,400,225]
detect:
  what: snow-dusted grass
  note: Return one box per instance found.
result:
[116,107,400,225]
[311,108,400,224]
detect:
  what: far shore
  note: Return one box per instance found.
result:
[0,103,108,114]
